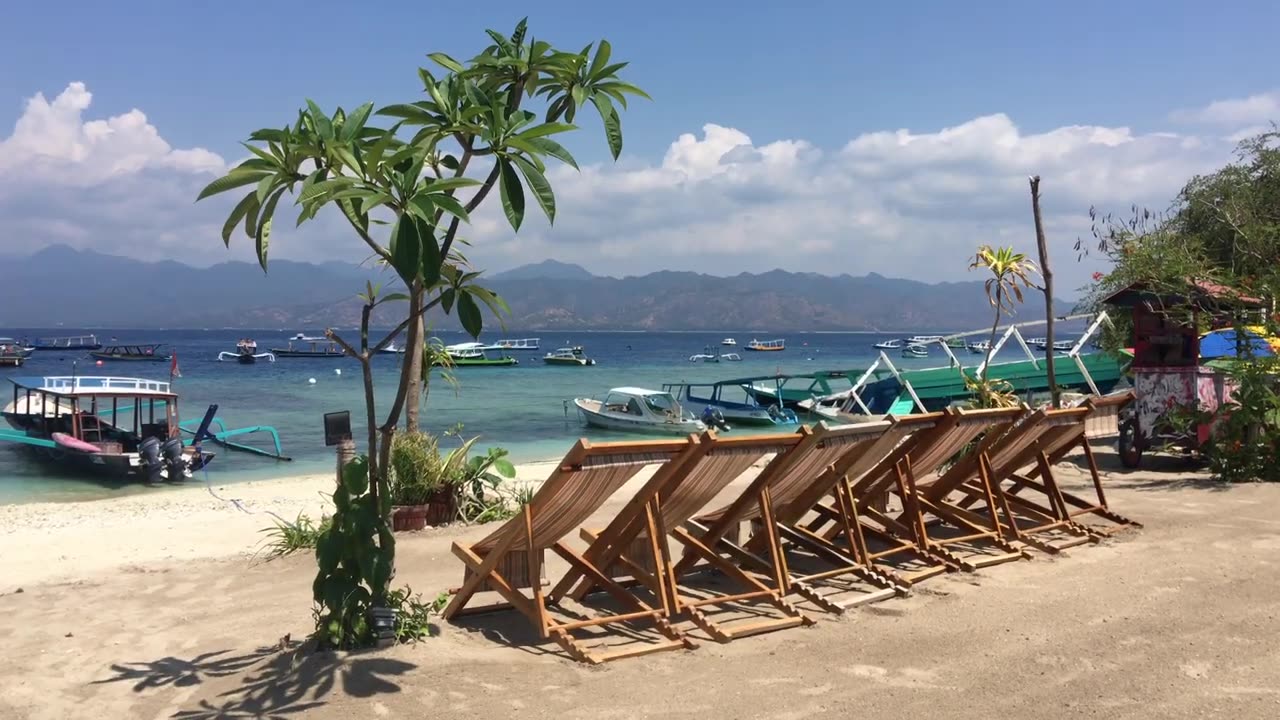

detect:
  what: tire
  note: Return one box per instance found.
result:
[1118,417,1142,469]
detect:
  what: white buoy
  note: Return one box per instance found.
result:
[308,378,317,385]
[334,368,341,376]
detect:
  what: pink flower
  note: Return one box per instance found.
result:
[1092,272,1105,282]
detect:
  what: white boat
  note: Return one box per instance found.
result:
[573,387,706,435]
[689,345,721,363]
[902,345,928,358]
[664,382,798,428]
[379,342,406,355]
[873,339,904,350]
[906,335,944,345]
[1026,337,1047,348]
[544,347,595,366]
[0,338,34,358]
[721,338,737,346]
[720,353,742,362]
[495,338,540,351]
[969,340,991,355]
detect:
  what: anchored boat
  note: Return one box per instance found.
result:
[272,337,345,358]
[495,338,540,351]
[745,338,786,352]
[90,344,171,362]
[873,339,904,350]
[902,344,929,358]
[663,381,798,427]
[721,338,737,346]
[440,342,518,367]
[218,339,275,364]
[32,335,101,351]
[544,346,595,366]
[573,387,706,435]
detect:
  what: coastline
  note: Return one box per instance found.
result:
[0,460,561,590]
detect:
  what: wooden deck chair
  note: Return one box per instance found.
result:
[443,437,702,665]
[852,406,1031,572]
[673,420,908,616]
[798,413,955,586]
[925,408,1098,555]
[554,429,816,642]
[995,394,1142,536]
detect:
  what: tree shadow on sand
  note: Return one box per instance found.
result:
[96,641,416,719]
[1081,443,1234,493]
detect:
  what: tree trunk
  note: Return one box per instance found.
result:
[982,286,1003,385]
[403,285,424,432]
[1029,176,1059,408]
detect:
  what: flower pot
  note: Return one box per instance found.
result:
[392,492,456,531]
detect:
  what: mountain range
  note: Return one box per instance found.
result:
[0,245,1067,331]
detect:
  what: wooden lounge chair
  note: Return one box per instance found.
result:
[846,406,1032,573]
[673,420,910,617]
[554,429,817,642]
[990,393,1142,536]
[442,437,703,664]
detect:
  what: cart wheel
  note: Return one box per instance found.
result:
[1118,418,1142,469]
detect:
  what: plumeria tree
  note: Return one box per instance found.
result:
[197,19,648,645]
[970,244,1040,384]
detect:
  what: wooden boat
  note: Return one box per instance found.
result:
[1,375,212,480]
[0,338,34,358]
[440,342,518,367]
[494,338,540,351]
[544,346,595,366]
[745,338,785,352]
[32,334,101,351]
[271,337,345,358]
[663,382,797,427]
[218,339,275,364]
[741,372,852,408]
[0,339,31,366]
[90,344,171,362]
[573,387,705,435]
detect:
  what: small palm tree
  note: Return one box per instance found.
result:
[970,245,1040,384]
[419,336,459,411]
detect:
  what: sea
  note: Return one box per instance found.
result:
[0,322,1094,504]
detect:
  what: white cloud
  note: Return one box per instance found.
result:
[1171,90,1280,128]
[0,83,1272,294]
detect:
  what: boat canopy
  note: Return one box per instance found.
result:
[9,376,175,398]
[608,386,669,397]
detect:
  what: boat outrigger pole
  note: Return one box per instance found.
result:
[179,405,292,462]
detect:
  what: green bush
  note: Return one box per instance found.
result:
[259,512,332,561]
[389,431,444,505]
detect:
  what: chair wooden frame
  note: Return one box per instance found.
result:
[443,437,703,664]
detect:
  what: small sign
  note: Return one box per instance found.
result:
[324,411,352,446]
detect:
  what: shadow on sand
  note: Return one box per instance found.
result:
[1084,442,1234,493]
[96,640,416,719]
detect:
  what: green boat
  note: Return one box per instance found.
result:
[437,342,518,367]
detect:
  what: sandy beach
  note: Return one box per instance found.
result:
[2,446,1280,719]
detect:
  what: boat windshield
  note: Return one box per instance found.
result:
[643,393,679,416]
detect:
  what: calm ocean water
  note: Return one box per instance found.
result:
[0,323,1092,503]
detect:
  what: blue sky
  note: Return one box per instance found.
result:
[1,0,1278,290]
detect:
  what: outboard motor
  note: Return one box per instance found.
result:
[161,438,191,481]
[139,436,165,484]
[701,406,731,432]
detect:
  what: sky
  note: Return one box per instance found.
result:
[1,0,1279,294]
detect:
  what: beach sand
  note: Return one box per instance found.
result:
[2,446,1280,719]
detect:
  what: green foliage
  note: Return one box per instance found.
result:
[388,431,445,505]
[963,375,1020,409]
[258,512,332,561]
[455,445,521,523]
[970,244,1040,383]
[384,586,438,643]
[1203,353,1280,483]
[312,455,395,650]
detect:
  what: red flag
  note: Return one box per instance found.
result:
[170,351,181,380]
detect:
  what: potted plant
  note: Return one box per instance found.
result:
[388,432,452,531]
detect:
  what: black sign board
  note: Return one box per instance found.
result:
[323,411,352,446]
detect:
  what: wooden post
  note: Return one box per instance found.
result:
[336,438,356,486]
[1029,175,1060,408]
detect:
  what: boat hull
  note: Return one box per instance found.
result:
[271,350,346,358]
[544,357,594,366]
[574,399,704,435]
[88,353,170,362]
[439,358,519,367]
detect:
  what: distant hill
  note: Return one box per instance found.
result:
[0,247,1066,331]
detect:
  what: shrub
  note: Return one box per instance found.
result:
[259,513,332,561]
[389,431,445,505]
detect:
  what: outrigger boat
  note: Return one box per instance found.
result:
[439,342,518,367]
[218,339,275,364]
[663,381,798,427]
[745,338,785,352]
[873,338,905,350]
[902,344,929,358]
[90,344,171,362]
[544,346,595,366]
[573,387,705,435]
[968,340,991,354]
[741,371,853,409]
[272,337,345,358]
[494,338,540,351]
[32,335,101,351]
[1,375,290,481]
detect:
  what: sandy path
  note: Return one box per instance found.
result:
[2,448,1279,719]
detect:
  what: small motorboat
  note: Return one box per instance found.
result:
[721,338,737,346]
[902,344,929,358]
[873,339,904,350]
[664,382,797,427]
[573,387,706,435]
[218,339,275,364]
[544,346,596,366]
[968,340,991,355]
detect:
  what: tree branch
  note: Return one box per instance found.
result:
[369,294,447,353]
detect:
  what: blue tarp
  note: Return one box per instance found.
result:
[1199,328,1276,359]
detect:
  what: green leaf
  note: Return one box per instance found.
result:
[570,85,587,115]
[306,99,333,139]
[196,169,270,201]
[515,122,577,141]
[376,103,438,123]
[340,102,374,142]
[241,142,282,168]
[255,187,285,273]
[457,292,483,338]
[254,173,276,204]
[430,192,471,224]
[493,457,516,478]
[440,287,457,314]
[597,79,652,101]
[497,158,525,231]
[421,227,442,286]
[523,137,578,170]
[588,39,612,79]
[342,455,370,495]
[388,215,422,283]
[510,155,555,224]
[426,177,482,193]
[407,193,437,223]
[428,52,466,73]
[221,192,257,248]
[591,94,623,160]
[243,193,261,240]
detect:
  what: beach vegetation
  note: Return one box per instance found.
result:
[968,244,1039,406]
[258,512,332,561]
[197,18,648,641]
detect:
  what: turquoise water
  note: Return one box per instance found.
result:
[0,324,1092,503]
